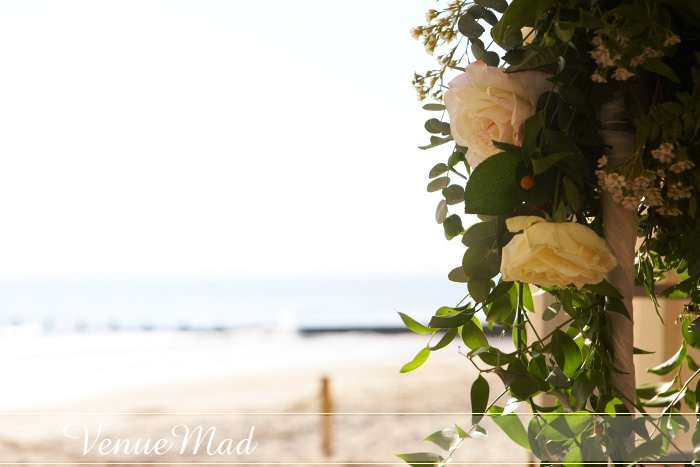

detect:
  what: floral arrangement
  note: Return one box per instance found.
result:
[400,0,700,464]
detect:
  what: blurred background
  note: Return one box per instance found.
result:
[0,1,510,463]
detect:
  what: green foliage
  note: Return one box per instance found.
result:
[647,343,687,375]
[463,152,521,215]
[470,375,489,425]
[489,406,530,450]
[400,347,430,373]
[395,452,444,467]
[406,0,700,464]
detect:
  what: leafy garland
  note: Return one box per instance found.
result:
[400,0,700,465]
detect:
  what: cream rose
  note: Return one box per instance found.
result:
[500,216,618,289]
[444,61,550,168]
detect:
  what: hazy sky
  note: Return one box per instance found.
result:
[0,0,468,280]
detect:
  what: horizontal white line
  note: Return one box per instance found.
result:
[0,412,695,415]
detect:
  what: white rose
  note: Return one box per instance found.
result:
[500,217,618,289]
[444,61,550,168]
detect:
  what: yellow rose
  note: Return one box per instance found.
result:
[500,217,618,289]
[444,61,550,168]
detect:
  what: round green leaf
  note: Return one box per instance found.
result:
[468,279,491,303]
[443,214,464,239]
[447,266,469,283]
[475,0,507,13]
[462,222,496,248]
[435,199,448,224]
[429,163,449,179]
[442,184,465,205]
[427,176,450,192]
[462,243,500,280]
[458,14,485,39]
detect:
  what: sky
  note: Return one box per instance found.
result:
[0,0,468,280]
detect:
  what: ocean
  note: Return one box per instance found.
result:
[0,276,467,333]
[0,276,470,409]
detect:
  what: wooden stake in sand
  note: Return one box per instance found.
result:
[320,376,333,457]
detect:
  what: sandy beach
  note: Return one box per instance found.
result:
[0,330,532,465]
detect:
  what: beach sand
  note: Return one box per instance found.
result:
[0,331,532,465]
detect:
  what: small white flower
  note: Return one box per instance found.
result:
[669,159,695,173]
[644,48,664,59]
[597,156,608,168]
[613,67,635,81]
[651,142,675,163]
[663,34,681,47]
[621,195,639,210]
[591,71,607,83]
[630,55,646,67]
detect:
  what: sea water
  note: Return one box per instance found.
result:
[0,277,468,409]
[0,276,466,333]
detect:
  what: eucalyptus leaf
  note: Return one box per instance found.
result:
[424,118,443,134]
[435,199,448,224]
[442,184,465,205]
[443,214,464,240]
[462,243,501,280]
[447,266,469,283]
[429,163,449,179]
[480,51,500,67]
[461,222,497,248]
[423,103,446,111]
[468,279,491,303]
[427,176,450,193]
[457,14,485,39]
[475,0,507,13]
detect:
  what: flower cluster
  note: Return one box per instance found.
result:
[595,142,695,216]
[588,33,677,83]
[587,1,681,85]
[410,1,464,101]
